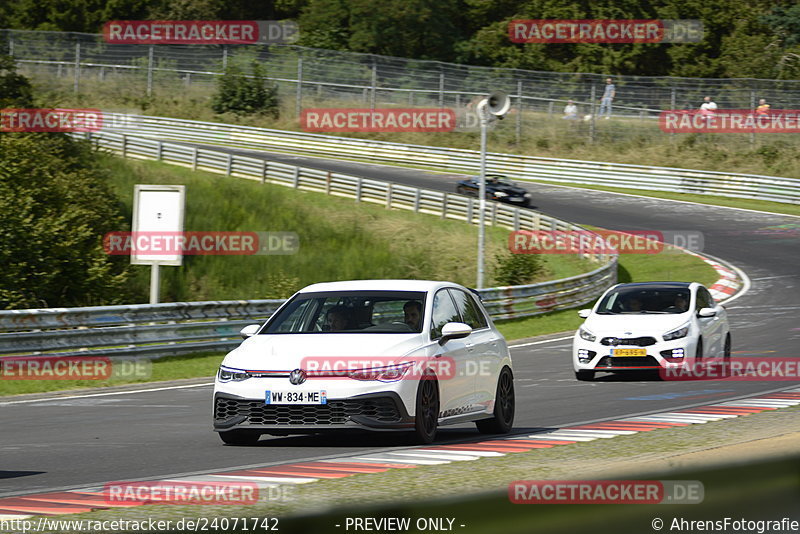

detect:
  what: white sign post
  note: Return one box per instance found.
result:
[131,185,186,304]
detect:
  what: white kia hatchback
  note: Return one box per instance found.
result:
[213,280,514,444]
[573,282,731,380]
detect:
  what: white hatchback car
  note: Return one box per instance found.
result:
[213,280,514,444]
[573,282,731,380]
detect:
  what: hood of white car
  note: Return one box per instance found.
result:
[582,313,690,336]
[222,333,428,370]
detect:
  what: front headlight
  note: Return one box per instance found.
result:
[493,191,508,198]
[579,327,596,342]
[663,324,690,341]
[524,193,532,198]
[218,366,252,382]
[348,362,414,382]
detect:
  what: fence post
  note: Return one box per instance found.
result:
[438,70,444,108]
[589,84,597,143]
[750,89,756,146]
[222,45,228,71]
[670,87,676,144]
[8,36,14,56]
[516,80,522,145]
[370,59,377,111]
[147,45,154,97]
[296,56,303,117]
[73,41,81,93]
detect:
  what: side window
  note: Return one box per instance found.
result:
[430,290,460,339]
[696,288,713,310]
[449,289,488,329]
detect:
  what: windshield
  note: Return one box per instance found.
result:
[262,290,426,334]
[596,287,691,315]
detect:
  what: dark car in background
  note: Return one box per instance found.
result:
[456,174,532,207]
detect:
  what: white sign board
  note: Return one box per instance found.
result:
[131,184,185,266]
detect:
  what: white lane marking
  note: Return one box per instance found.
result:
[509,336,573,349]
[414,449,505,457]
[349,457,449,465]
[161,477,280,489]
[388,451,479,461]
[560,429,639,436]
[522,434,597,442]
[208,475,318,484]
[0,383,214,406]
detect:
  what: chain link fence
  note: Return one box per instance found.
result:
[4,29,800,147]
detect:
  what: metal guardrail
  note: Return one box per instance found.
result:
[0,130,617,360]
[102,113,800,205]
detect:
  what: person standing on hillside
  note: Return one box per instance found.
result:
[598,78,615,119]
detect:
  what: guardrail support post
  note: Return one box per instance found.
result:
[513,209,520,230]
[296,57,303,118]
[192,147,198,170]
[355,177,362,202]
[156,141,162,161]
[226,154,232,176]
[326,171,332,194]
[147,45,154,97]
[261,160,267,184]
[386,183,392,209]
[441,192,448,219]
[516,81,522,144]
[414,189,421,212]
[121,134,127,157]
[292,167,300,188]
[466,198,473,224]
[73,41,80,93]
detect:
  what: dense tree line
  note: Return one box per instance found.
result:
[0,57,132,309]
[1,0,799,79]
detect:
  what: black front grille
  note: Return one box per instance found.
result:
[600,336,657,347]
[215,396,402,425]
[597,356,660,368]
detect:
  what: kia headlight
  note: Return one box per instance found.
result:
[663,324,690,341]
[579,327,596,342]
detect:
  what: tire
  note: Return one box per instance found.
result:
[412,374,439,444]
[575,370,595,381]
[721,333,732,377]
[218,429,261,446]
[695,338,704,363]
[476,367,515,434]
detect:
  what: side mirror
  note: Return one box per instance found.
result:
[697,308,717,318]
[578,309,591,319]
[439,322,472,344]
[240,324,261,339]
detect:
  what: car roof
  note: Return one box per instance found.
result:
[612,281,695,290]
[298,279,465,294]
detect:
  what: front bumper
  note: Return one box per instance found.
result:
[573,335,698,372]
[213,391,414,432]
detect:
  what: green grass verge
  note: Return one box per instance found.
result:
[103,156,592,302]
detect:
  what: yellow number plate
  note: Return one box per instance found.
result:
[612,348,647,357]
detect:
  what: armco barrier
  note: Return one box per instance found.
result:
[0,131,617,360]
[100,113,800,205]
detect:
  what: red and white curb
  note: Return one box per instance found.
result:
[683,250,744,302]
[1,388,798,520]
